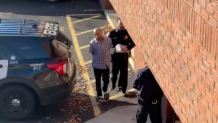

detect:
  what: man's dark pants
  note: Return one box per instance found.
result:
[111,60,128,93]
[93,67,110,97]
[136,99,162,123]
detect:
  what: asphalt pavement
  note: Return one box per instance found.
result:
[0,0,138,123]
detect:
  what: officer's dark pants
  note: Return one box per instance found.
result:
[93,67,110,97]
[136,99,162,123]
[111,60,128,93]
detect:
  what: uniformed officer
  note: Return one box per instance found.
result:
[107,18,135,96]
[133,63,163,123]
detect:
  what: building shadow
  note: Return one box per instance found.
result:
[98,99,137,115]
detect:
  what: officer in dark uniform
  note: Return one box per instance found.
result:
[107,18,135,96]
[133,63,163,123]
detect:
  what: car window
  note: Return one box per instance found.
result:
[0,51,3,60]
[0,46,11,60]
[0,44,24,61]
[0,36,52,59]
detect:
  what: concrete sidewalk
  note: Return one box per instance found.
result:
[85,105,138,123]
[85,104,152,123]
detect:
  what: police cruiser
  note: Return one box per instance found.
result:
[0,19,76,120]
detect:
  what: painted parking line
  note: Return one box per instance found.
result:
[86,79,136,100]
[72,15,101,24]
[80,45,90,50]
[60,26,64,32]
[75,26,105,36]
[89,80,95,84]
[84,60,92,65]
[67,14,101,16]
[66,16,101,116]
[86,68,131,86]
[110,88,136,100]
[82,74,112,82]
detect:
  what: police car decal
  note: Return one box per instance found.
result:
[30,63,44,71]
[0,60,8,79]
[43,23,59,36]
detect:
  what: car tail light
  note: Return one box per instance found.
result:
[46,61,66,75]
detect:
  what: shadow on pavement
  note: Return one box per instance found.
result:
[99,99,137,115]
[125,92,138,99]
[0,0,103,17]
[0,92,138,123]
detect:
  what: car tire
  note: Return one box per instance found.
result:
[0,85,35,120]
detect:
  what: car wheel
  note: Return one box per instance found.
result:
[0,85,35,120]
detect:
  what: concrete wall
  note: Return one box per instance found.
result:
[109,0,218,122]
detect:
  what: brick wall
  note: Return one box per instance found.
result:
[110,0,218,122]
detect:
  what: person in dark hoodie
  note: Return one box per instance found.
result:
[133,63,163,123]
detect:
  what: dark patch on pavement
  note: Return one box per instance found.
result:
[98,99,137,114]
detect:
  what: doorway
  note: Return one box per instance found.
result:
[162,95,181,123]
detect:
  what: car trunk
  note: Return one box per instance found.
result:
[0,31,74,82]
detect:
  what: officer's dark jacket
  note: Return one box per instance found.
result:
[132,66,163,105]
[108,28,135,62]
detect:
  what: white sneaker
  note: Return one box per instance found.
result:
[96,96,104,102]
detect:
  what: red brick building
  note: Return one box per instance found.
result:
[100,0,218,123]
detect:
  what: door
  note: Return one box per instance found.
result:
[0,50,8,80]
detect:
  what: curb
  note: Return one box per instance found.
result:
[104,10,135,70]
